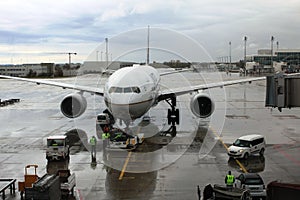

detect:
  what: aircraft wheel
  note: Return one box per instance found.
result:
[175,109,179,124]
[167,109,172,125]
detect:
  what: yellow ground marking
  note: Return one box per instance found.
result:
[118,126,142,180]
[210,127,248,173]
[235,158,248,173]
[119,151,132,180]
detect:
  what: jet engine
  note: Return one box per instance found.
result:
[190,93,215,118]
[60,93,87,118]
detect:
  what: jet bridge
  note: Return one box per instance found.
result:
[266,73,300,111]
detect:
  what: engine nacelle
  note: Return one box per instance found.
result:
[60,93,87,118]
[190,93,215,118]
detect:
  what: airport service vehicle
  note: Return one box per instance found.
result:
[96,113,110,135]
[109,129,144,150]
[46,135,70,161]
[18,165,39,198]
[202,184,251,200]
[228,134,266,159]
[96,112,114,129]
[97,113,111,126]
[24,174,61,200]
[235,173,266,199]
[23,169,76,200]
[57,169,76,198]
[267,181,300,200]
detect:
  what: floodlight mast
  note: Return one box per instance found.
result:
[146,25,150,65]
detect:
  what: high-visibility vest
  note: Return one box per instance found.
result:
[102,133,110,140]
[226,175,234,185]
[90,137,97,145]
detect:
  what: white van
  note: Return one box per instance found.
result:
[228,134,266,159]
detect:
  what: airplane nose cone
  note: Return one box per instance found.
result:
[107,93,136,121]
[110,93,134,105]
[106,93,150,121]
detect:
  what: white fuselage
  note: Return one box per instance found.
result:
[103,65,160,122]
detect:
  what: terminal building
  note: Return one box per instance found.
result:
[248,49,300,72]
[0,63,54,77]
[0,63,81,77]
[275,49,300,66]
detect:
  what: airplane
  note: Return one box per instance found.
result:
[0,64,265,136]
[0,27,267,136]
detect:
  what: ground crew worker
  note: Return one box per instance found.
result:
[103,125,109,133]
[225,170,235,189]
[102,130,110,140]
[90,136,97,159]
[102,130,110,159]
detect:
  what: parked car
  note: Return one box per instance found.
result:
[235,173,266,200]
[228,134,266,159]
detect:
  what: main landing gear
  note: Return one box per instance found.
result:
[159,94,179,137]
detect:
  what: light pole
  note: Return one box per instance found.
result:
[244,36,247,75]
[105,38,109,68]
[229,41,232,70]
[271,36,274,69]
[96,50,99,61]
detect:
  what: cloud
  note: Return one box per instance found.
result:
[0,0,299,63]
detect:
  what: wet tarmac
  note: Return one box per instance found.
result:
[0,71,300,199]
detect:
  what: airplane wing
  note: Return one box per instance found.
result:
[159,76,266,97]
[159,68,193,76]
[0,75,104,96]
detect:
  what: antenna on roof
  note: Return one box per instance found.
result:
[146,25,150,65]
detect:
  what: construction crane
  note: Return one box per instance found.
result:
[46,52,77,66]
[45,52,77,78]
[61,52,77,67]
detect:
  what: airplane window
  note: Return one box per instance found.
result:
[124,87,132,93]
[115,87,123,93]
[109,87,116,93]
[109,87,140,93]
[132,87,141,93]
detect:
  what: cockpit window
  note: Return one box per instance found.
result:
[108,86,140,94]
[115,87,123,93]
[108,87,116,93]
[124,87,132,93]
[132,87,140,93]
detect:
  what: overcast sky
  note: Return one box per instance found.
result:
[0,0,299,64]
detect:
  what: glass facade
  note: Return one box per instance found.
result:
[276,51,300,66]
[252,49,300,67]
[253,55,274,66]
